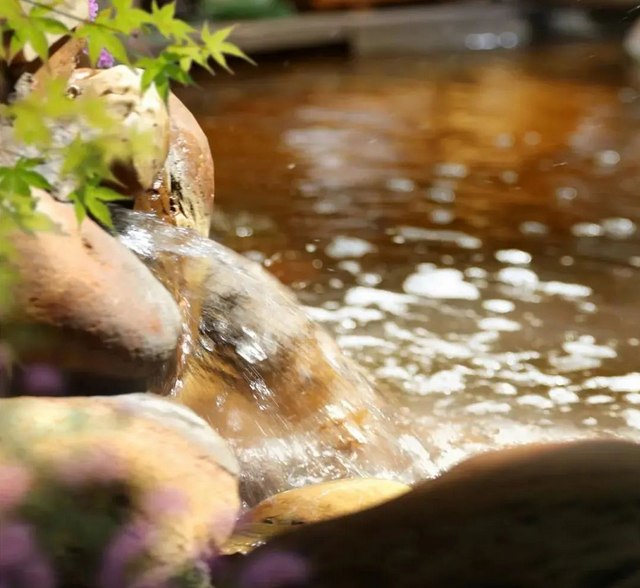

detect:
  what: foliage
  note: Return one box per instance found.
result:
[0,0,251,310]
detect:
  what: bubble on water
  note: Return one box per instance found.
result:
[560,256,574,266]
[478,317,521,332]
[549,388,580,405]
[336,335,394,350]
[397,226,481,249]
[539,281,592,298]
[586,395,614,405]
[571,222,603,237]
[519,221,549,236]
[550,355,601,373]
[524,131,541,145]
[427,186,456,203]
[337,260,361,274]
[344,287,417,315]
[494,382,517,396]
[326,236,376,259]
[496,134,515,149]
[465,401,511,415]
[563,340,616,359]
[305,306,384,324]
[602,217,637,240]
[623,409,640,430]
[386,178,415,193]
[357,273,382,287]
[517,394,554,410]
[433,162,468,178]
[556,186,577,201]
[630,257,640,268]
[497,267,539,287]
[466,267,488,279]
[595,150,620,167]
[413,369,467,396]
[626,393,640,404]
[430,209,454,224]
[582,417,598,426]
[403,268,480,300]
[494,249,531,265]
[500,170,518,184]
[583,373,640,393]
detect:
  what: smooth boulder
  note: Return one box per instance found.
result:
[1,191,182,379]
[0,394,240,588]
[224,479,410,554]
[216,439,640,588]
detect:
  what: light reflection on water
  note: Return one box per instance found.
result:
[177,43,640,473]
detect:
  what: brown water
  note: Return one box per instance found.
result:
[177,43,640,473]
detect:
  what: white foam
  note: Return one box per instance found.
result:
[482,299,515,313]
[396,226,482,249]
[495,249,532,265]
[478,317,521,332]
[403,268,480,300]
[326,236,376,259]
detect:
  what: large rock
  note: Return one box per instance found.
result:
[68,67,171,193]
[0,394,240,588]
[224,479,410,555]
[1,190,182,379]
[135,93,215,237]
[215,439,640,588]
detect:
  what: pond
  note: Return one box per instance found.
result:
[177,42,640,474]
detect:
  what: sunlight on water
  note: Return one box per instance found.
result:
[172,43,640,479]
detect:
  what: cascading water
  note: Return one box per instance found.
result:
[115,209,435,504]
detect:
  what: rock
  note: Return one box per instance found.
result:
[1,190,182,379]
[68,67,171,192]
[215,439,640,588]
[224,479,410,555]
[0,394,240,588]
[135,93,215,237]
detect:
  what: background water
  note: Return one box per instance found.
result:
[177,42,640,473]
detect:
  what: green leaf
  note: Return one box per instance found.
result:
[85,194,113,229]
[70,193,87,225]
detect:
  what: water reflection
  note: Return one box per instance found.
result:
[177,43,640,473]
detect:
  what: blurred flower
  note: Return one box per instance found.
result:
[0,464,33,513]
[98,521,153,588]
[0,521,56,588]
[22,364,64,396]
[86,0,114,69]
[0,522,35,568]
[56,447,125,487]
[238,550,310,588]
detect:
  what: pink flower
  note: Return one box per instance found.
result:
[86,0,114,69]
[0,464,33,513]
[0,522,56,588]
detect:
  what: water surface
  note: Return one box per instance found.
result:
[177,43,640,473]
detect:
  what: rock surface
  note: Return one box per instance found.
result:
[224,479,410,554]
[1,190,182,379]
[0,394,240,588]
[68,67,171,192]
[216,439,640,588]
[135,93,215,237]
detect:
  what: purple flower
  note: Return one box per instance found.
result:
[85,0,114,69]
[98,521,153,588]
[88,0,98,20]
[21,364,64,396]
[238,550,310,588]
[0,522,56,588]
[0,465,33,514]
[0,522,35,568]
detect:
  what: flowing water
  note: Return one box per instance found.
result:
[175,43,640,476]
